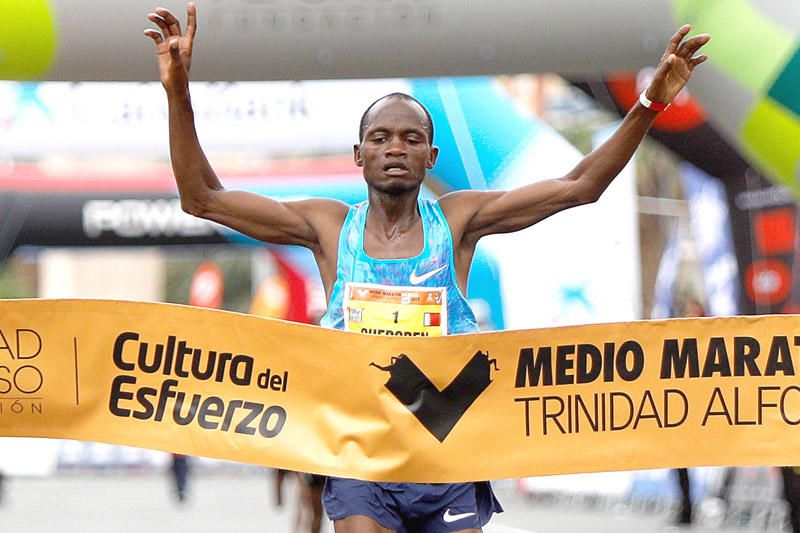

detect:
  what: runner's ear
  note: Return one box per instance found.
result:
[354,144,363,167]
[426,146,439,169]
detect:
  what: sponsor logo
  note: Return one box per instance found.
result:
[371,351,497,442]
[107,332,290,439]
[82,199,222,239]
[348,308,363,323]
[0,328,48,416]
[409,265,446,285]
[443,509,476,523]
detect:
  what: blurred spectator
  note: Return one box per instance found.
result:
[782,467,800,533]
[272,468,290,508]
[673,468,692,525]
[292,307,328,532]
[296,473,327,533]
[671,297,706,525]
[170,453,190,503]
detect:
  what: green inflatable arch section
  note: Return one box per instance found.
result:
[671,0,800,191]
[0,0,57,79]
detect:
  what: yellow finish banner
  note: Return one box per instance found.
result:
[1,299,800,482]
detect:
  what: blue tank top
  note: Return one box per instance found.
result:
[320,198,477,335]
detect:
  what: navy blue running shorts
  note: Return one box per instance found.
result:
[322,478,502,532]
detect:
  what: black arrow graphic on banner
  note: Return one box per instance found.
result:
[370,351,498,442]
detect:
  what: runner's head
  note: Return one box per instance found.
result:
[359,93,434,145]
[355,94,438,197]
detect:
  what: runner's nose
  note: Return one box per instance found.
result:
[384,136,406,155]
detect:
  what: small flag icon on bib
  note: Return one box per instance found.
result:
[423,312,441,327]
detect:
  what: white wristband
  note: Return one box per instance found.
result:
[639,91,670,112]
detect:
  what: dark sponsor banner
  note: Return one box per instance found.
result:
[0,192,228,258]
[2,299,800,482]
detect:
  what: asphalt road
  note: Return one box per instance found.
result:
[0,471,784,533]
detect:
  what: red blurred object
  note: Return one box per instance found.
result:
[744,259,791,305]
[753,208,796,255]
[249,252,310,324]
[189,261,224,309]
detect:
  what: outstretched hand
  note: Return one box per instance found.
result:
[144,3,197,90]
[645,25,710,105]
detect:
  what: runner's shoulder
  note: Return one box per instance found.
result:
[288,197,350,224]
[437,189,500,226]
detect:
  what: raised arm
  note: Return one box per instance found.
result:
[442,25,710,244]
[144,4,348,253]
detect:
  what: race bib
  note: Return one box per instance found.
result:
[343,282,447,337]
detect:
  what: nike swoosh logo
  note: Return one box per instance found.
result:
[409,265,446,285]
[443,509,476,523]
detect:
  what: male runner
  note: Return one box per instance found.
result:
[145,4,709,532]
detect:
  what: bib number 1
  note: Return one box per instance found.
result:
[343,282,447,337]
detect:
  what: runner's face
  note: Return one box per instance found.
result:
[355,99,438,196]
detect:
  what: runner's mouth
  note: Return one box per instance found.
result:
[383,162,409,175]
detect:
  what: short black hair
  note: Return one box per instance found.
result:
[358,93,434,144]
